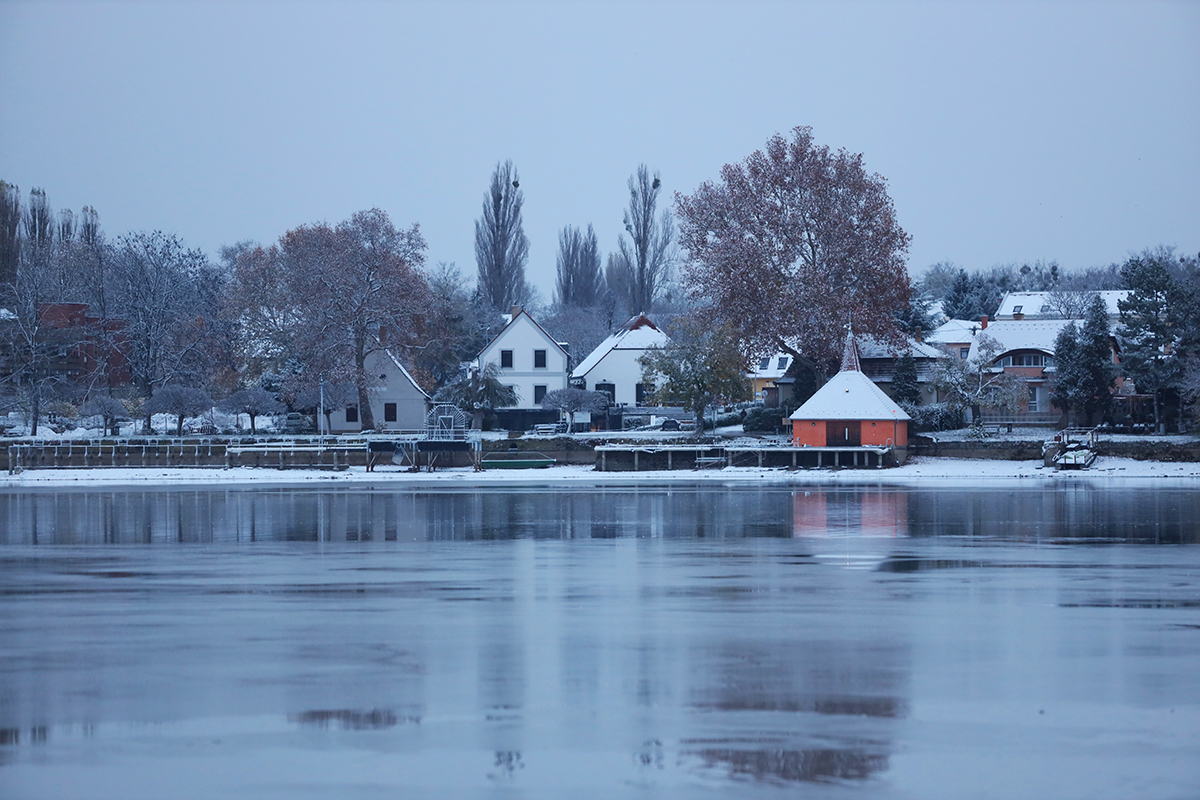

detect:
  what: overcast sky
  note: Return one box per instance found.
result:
[1,0,1197,299]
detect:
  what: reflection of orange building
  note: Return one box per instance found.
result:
[792,489,907,537]
[789,334,909,448]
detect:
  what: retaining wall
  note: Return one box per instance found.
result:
[912,437,1200,462]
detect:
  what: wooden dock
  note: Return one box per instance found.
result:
[594,444,901,471]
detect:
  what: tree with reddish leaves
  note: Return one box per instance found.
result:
[675,126,912,381]
[277,209,431,431]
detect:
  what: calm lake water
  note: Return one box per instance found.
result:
[1,483,1198,799]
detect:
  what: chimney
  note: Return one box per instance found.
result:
[981,315,988,330]
[510,305,522,319]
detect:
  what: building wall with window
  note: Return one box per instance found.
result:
[476,309,569,410]
[571,314,670,408]
[326,349,429,433]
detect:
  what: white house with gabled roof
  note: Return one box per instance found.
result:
[476,308,570,408]
[571,314,670,406]
[328,349,430,432]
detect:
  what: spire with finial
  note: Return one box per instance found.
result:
[839,325,860,372]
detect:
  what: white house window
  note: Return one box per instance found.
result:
[346,406,358,423]
[500,349,513,369]
[1028,385,1042,412]
[384,403,397,422]
[960,347,970,358]
[777,357,789,370]
[999,353,1047,367]
[533,385,547,404]
[595,382,615,401]
[534,349,547,369]
[759,357,770,370]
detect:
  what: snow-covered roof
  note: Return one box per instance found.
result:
[383,350,431,400]
[965,319,1076,361]
[789,333,910,421]
[926,319,980,345]
[789,370,911,421]
[748,352,794,381]
[856,336,943,360]
[750,336,938,381]
[571,314,670,379]
[995,290,1128,320]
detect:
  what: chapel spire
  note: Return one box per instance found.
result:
[840,327,861,373]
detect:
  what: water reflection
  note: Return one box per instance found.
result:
[289,709,412,730]
[2,484,1196,545]
[685,744,889,784]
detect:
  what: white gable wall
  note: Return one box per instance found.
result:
[328,350,429,433]
[478,313,569,409]
[572,320,670,407]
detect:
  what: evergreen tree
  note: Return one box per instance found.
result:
[1050,322,1086,419]
[1117,253,1181,431]
[891,353,921,405]
[1077,294,1116,423]
[1051,296,1117,425]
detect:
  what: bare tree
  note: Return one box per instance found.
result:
[110,231,214,406]
[554,224,604,308]
[81,395,127,436]
[220,387,284,433]
[612,165,674,316]
[1044,288,1100,320]
[0,259,72,436]
[474,160,529,312]
[23,188,53,251]
[540,387,608,431]
[281,209,430,431]
[144,385,213,436]
[414,261,498,388]
[930,335,1025,422]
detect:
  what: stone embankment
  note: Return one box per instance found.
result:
[6,432,1198,472]
[912,436,1200,462]
[4,435,600,472]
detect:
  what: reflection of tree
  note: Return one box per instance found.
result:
[687,637,907,785]
[689,747,889,784]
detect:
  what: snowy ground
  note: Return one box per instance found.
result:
[2,455,1198,490]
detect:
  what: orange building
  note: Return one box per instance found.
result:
[789,334,910,448]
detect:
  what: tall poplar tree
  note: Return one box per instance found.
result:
[474,160,528,312]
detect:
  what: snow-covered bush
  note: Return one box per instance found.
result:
[903,402,964,433]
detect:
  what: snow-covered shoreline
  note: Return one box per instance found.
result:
[1,456,1197,489]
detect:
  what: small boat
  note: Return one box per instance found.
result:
[1054,443,1097,469]
[1047,428,1098,470]
[480,450,556,469]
